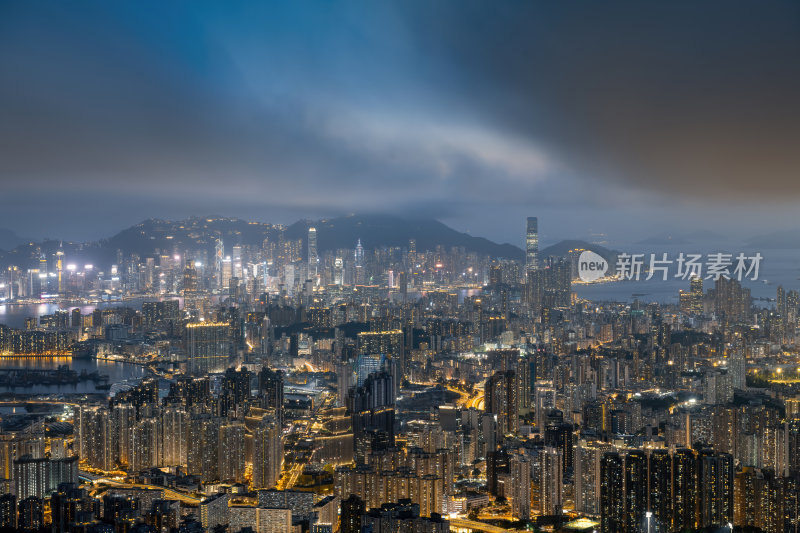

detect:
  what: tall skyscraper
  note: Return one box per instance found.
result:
[485,370,519,436]
[308,227,318,278]
[575,440,612,515]
[218,422,246,483]
[540,446,563,516]
[187,415,222,483]
[526,217,538,274]
[334,257,344,285]
[56,245,65,295]
[672,448,697,532]
[624,450,648,533]
[697,450,733,529]
[728,349,746,390]
[510,453,531,520]
[648,449,672,532]
[183,263,198,298]
[161,404,187,466]
[348,371,395,464]
[354,239,364,284]
[131,417,159,472]
[600,451,624,533]
[544,418,574,475]
[357,329,404,384]
[185,322,231,375]
[251,415,283,489]
[258,367,285,422]
[690,274,704,314]
[215,238,224,287]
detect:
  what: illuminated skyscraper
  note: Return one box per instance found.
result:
[308,227,318,278]
[251,416,283,489]
[690,275,704,314]
[354,239,363,262]
[672,448,697,532]
[348,371,395,464]
[354,239,364,284]
[258,367,285,422]
[357,329,404,383]
[56,245,65,294]
[232,244,243,280]
[12,456,77,500]
[525,217,538,274]
[575,440,612,515]
[334,257,344,285]
[200,493,229,531]
[510,453,531,519]
[485,370,519,436]
[648,449,672,532]
[183,263,198,298]
[131,417,159,471]
[544,418,574,475]
[540,446,563,516]
[215,238,224,287]
[218,422,246,483]
[624,450,648,533]
[111,403,135,467]
[185,322,231,375]
[221,257,232,292]
[698,450,733,529]
[408,239,416,269]
[600,451,624,533]
[728,349,746,390]
[187,415,222,483]
[78,406,113,471]
[161,405,187,466]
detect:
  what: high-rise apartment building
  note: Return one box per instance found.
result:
[251,415,283,489]
[185,322,231,375]
[485,370,519,436]
[218,422,246,483]
[509,453,531,519]
[600,451,624,533]
[540,446,563,516]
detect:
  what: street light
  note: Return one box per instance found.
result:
[646,511,653,533]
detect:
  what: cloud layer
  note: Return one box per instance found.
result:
[1,1,799,240]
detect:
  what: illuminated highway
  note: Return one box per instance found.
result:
[81,470,201,505]
[449,518,517,532]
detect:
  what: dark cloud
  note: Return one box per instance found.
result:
[0,1,798,243]
[395,1,800,199]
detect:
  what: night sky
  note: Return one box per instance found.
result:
[1,1,799,246]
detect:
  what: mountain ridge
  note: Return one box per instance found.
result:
[0,214,627,272]
[0,214,526,269]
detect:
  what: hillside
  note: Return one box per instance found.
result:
[540,239,618,264]
[0,214,525,269]
[285,214,524,260]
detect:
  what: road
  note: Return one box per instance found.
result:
[277,461,304,491]
[448,518,517,532]
[81,470,201,505]
[465,386,485,410]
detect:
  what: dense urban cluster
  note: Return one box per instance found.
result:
[0,216,798,533]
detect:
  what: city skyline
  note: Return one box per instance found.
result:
[2,2,800,532]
